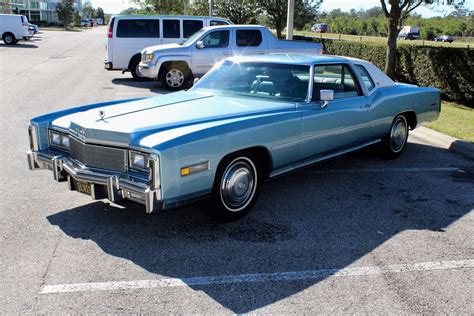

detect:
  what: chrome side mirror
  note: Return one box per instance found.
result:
[196,41,204,49]
[193,77,200,85]
[320,89,334,108]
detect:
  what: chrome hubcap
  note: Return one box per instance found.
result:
[165,69,184,87]
[220,158,256,212]
[135,64,144,77]
[5,36,13,43]
[390,117,407,152]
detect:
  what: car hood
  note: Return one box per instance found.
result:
[52,90,295,148]
[142,43,183,54]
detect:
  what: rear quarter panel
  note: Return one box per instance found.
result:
[369,84,440,138]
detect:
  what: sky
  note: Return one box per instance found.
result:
[90,0,474,16]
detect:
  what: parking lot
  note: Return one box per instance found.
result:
[1,27,473,313]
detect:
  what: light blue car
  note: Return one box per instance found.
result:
[27,54,441,220]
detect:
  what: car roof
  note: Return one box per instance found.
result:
[112,14,229,20]
[227,54,351,65]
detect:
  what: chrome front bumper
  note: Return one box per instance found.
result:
[27,150,162,213]
[138,61,158,79]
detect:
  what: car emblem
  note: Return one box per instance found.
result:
[99,109,105,119]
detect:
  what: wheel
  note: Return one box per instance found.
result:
[160,63,191,91]
[205,153,261,221]
[2,32,16,45]
[130,57,149,81]
[381,114,409,159]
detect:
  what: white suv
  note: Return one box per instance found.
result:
[104,15,232,80]
[0,14,30,45]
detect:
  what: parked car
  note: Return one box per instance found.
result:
[398,32,420,40]
[27,54,441,220]
[139,25,323,90]
[104,14,233,80]
[311,23,328,33]
[89,19,97,27]
[0,14,30,45]
[434,35,453,43]
[80,19,89,27]
[28,23,38,35]
[96,18,103,25]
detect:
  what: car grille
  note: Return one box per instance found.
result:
[70,137,127,172]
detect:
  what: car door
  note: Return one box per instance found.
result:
[232,29,268,56]
[192,29,232,76]
[300,63,374,159]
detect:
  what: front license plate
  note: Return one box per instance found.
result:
[74,180,92,196]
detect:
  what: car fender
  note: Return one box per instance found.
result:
[155,55,194,78]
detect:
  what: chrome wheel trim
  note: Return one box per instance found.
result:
[134,63,145,78]
[5,35,13,44]
[390,116,408,153]
[165,69,184,88]
[220,157,257,212]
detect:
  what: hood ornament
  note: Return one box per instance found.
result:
[98,109,105,120]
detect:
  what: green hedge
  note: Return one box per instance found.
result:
[294,36,474,105]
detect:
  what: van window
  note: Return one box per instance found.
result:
[236,30,262,47]
[163,19,180,38]
[210,20,229,26]
[116,19,159,38]
[183,20,203,38]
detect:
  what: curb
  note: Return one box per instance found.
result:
[411,126,474,159]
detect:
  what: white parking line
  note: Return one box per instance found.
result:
[40,259,474,294]
[115,92,154,95]
[303,167,459,174]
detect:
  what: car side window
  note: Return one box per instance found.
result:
[201,30,229,48]
[116,19,160,38]
[236,30,262,47]
[183,20,203,38]
[163,19,180,38]
[312,64,362,101]
[355,65,376,92]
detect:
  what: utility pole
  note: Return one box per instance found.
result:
[286,0,294,40]
[209,0,213,16]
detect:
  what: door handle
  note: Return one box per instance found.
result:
[223,52,229,56]
[259,51,266,55]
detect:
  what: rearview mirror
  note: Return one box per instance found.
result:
[196,41,204,49]
[320,89,334,108]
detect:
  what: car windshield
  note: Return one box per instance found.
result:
[180,29,206,46]
[192,61,311,102]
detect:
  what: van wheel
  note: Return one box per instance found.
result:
[2,33,16,45]
[130,57,149,81]
[204,153,261,221]
[160,63,191,91]
[381,114,409,159]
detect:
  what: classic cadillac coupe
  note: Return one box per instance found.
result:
[27,54,440,220]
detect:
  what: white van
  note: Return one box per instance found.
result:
[0,14,30,45]
[104,15,233,80]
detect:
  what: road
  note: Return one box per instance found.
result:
[0,27,473,314]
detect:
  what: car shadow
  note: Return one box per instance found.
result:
[111,78,172,95]
[0,43,38,48]
[47,142,474,313]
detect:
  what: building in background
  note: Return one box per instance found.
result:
[0,0,82,24]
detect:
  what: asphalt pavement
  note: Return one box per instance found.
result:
[0,27,473,313]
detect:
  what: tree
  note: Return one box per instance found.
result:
[96,7,105,20]
[259,0,322,38]
[56,0,74,29]
[82,3,96,18]
[380,0,465,78]
[214,0,260,24]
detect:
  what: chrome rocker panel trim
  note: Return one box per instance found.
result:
[26,150,162,213]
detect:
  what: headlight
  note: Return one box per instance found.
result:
[129,150,149,171]
[49,130,70,150]
[145,53,154,61]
